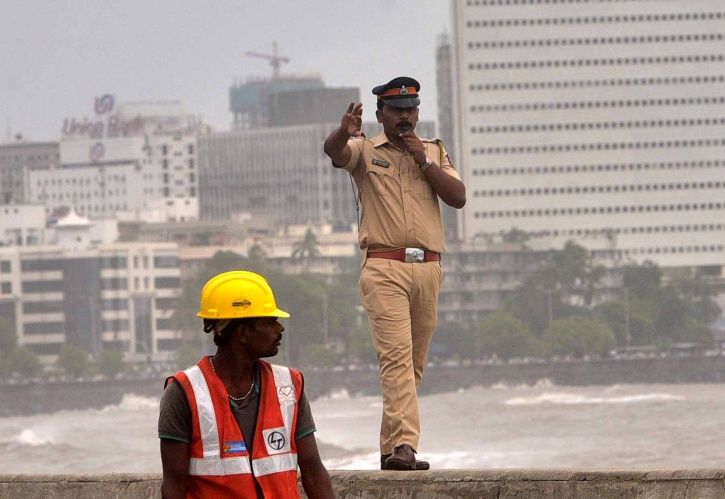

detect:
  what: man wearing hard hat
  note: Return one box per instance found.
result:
[158,270,334,499]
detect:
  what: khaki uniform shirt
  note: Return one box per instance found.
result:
[341,131,460,254]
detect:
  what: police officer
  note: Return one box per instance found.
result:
[158,271,334,498]
[324,77,466,470]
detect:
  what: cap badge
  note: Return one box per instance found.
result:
[400,86,408,96]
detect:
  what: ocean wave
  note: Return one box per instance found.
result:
[14,428,55,447]
[99,393,159,412]
[0,428,77,452]
[491,378,554,390]
[323,450,380,470]
[504,392,684,406]
[314,388,352,401]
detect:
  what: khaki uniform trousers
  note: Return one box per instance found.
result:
[359,256,443,454]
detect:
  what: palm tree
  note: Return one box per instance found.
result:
[291,228,320,260]
[672,268,722,323]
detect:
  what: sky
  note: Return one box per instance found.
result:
[0,0,451,142]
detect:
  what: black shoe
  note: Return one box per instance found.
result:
[382,445,430,471]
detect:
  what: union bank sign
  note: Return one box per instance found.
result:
[62,94,144,139]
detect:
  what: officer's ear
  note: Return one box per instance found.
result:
[376,109,383,124]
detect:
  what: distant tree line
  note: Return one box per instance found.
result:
[1,236,721,382]
[170,248,371,369]
[436,241,721,361]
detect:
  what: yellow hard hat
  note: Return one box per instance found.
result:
[197,270,290,319]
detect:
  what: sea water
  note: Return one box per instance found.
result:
[0,383,723,473]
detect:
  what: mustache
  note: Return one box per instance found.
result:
[396,122,413,131]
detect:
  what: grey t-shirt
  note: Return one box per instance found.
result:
[158,365,316,453]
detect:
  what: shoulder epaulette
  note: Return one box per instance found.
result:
[422,138,448,164]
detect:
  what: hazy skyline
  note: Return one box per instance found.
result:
[0,0,451,142]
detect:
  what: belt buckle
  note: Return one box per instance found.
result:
[404,247,424,263]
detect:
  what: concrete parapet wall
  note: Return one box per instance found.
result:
[1,470,723,498]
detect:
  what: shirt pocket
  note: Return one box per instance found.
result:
[412,169,434,200]
[365,161,398,199]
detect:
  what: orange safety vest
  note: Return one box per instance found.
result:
[172,356,303,499]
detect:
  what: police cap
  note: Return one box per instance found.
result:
[372,76,421,108]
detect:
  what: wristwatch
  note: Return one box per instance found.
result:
[419,156,433,172]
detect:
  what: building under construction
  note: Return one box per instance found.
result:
[230,45,358,129]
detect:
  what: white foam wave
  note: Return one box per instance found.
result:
[324,451,379,470]
[504,392,684,406]
[12,429,57,447]
[100,393,159,412]
[492,378,554,390]
[532,378,554,389]
[316,388,352,401]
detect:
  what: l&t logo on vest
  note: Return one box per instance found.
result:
[262,427,290,455]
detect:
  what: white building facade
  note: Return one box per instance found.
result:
[28,97,202,222]
[0,240,182,362]
[0,204,47,246]
[451,0,725,268]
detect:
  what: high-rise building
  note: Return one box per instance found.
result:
[267,87,360,128]
[230,74,358,129]
[198,121,436,228]
[199,123,356,226]
[452,0,725,269]
[436,32,460,242]
[230,76,323,129]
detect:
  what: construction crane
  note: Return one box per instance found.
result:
[245,42,289,79]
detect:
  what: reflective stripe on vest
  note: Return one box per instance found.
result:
[184,364,253,476]
[183,361,299,477]
[189,456,252,476]
[252,453,298,477]
[271,364,295,438]
[184,365,223,460]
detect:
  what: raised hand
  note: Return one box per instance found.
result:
[341,102,363,137]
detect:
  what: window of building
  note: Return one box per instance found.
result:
[100,278,127,290]
[100,256,127,269]
[22,280,63,293]
[22,300,63,313]
[155,277,180,289]
[21,259,62,272]
[102,298,128,311]
[156,318,174,330]
[154,256,179,268]
[103,319,129,332]
[23,321,64,335]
